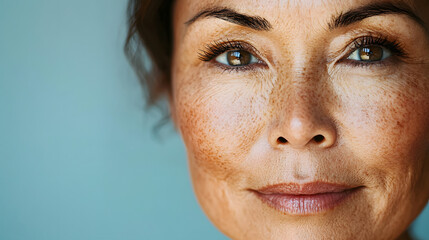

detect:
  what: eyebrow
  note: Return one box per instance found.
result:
[185,7,272,31]
[185,2,427,33]
[329,2,427,30]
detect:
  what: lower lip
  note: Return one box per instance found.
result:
[254,188,360,215]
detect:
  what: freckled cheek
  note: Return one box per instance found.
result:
[175,85,267,176]
[342,86,429,183]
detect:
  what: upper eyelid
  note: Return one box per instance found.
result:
[198,40,265,62]
[327,37,407,71]
[328,34,405,63]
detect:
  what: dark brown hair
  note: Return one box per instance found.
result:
[125,0,174,107]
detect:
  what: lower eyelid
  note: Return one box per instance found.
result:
[209,60,269,73]
[337,56,399,69]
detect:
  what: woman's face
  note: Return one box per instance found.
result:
[170,0,429,239]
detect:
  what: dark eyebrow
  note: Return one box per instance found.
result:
[329,2,427,30]
[185,7,272,31]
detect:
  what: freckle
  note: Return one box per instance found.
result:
[396,121,403,128]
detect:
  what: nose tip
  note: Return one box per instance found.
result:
[275,133,333,148]
[267,68,337,150]
[269,116,337,149]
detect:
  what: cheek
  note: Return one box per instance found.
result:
[344,89,428,159]
[336,71,429,195]
[173,72,271,178]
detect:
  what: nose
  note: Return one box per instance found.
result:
[268,84,337,149]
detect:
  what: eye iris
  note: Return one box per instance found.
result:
[359,46,383,61]
[227,50,251,66]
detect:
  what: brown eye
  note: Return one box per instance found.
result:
[216,50,258,66]
[227,50,251,66]
[348,45,391,62]
[359,46,383,61]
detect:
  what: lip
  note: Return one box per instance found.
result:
[252,182,362,215]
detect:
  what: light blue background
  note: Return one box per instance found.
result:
[0,0,427,239]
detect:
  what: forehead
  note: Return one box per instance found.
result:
[175,0,419,11]
[172,0,429,51]
[173,0,424,28]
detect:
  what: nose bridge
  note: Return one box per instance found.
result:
[284,71,316,119]
[269,60,336,149]
[283,70,320,139]
[275,59,320,121]
[276,41,321,111]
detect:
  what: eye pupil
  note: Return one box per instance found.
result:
[227,50,251,66]
[359,46,383,61]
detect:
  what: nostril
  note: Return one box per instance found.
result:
[277,137,288,144]
[313,134,325,143]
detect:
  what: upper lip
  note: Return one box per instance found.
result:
[254,181,360,195]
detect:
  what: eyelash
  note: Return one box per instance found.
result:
[198,40,266,72]
[341,35,406,67]
[198,35,406,70]
[198,39,248,62]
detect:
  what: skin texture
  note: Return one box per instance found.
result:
[170,0,429,239]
